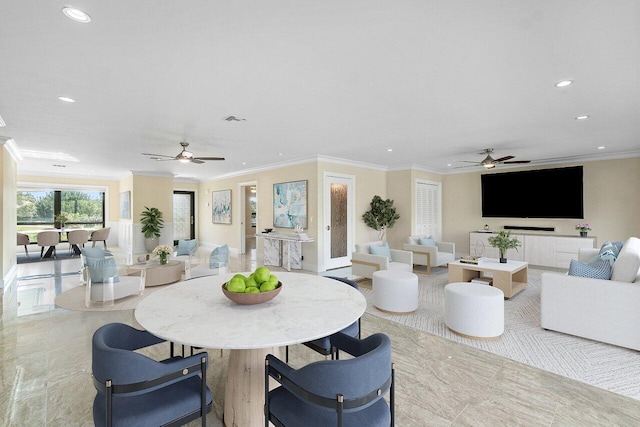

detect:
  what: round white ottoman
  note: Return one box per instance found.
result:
[372,270,419,313]
[444,282,504,339]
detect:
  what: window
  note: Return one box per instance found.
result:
[414,180,442,240]
[17,189,105,241]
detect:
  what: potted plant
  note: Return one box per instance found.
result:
[362,195,400,241]
[488,230,521,263]
[54,213,69,229]
[575,223,591,237]
[140,206,164,252]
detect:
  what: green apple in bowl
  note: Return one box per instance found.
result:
[227,276,246,293]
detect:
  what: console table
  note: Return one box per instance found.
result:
[256,232,314,271]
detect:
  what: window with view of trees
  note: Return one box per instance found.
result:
[17,190,105,241]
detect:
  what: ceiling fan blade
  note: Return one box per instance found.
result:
[194,156,225,161]
[142,153,176,159]
[503,160,531,164]
[494,155,514,162]
[191,159,205,164]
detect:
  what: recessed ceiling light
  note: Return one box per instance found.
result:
[242,162,246,165]
[278,153,283,156]
[58,96,76,103]
[575,115,590,120]
[597,146,606,150]
[387,148,393,152]
[447,164,452,167]
[555,80,573,88]
[62,7,91,23]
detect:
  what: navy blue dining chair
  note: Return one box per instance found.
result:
[286,276,361,362]
[92,323,212,427]
[266,332,395,427]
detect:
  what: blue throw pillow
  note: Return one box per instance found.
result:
[81,248,119,283]
[589,241,620,267]
[418,236,436,246]
[177,239,197,256]
[369,242,392,261]
[568,259,612,280]
[210,244,229,268]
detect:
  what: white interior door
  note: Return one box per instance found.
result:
[323,172,354,270]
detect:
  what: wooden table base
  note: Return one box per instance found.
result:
[224,347,280,427]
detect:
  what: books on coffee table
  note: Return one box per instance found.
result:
[471,277,493,286]
[459,255,482,264]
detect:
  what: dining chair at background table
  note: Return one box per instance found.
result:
[17,232,30,258]
[67,229,89,256]
[91,227,111,248]
[37,230,60,259]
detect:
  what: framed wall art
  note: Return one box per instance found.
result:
[212,189,232,224]
[119,191,131,219]
[273,180,307,228]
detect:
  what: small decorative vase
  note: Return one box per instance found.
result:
[159,253,168,265]
[580,231,587,237]
[499,257,507,264]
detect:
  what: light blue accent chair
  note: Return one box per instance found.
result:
[266,332,395,427]
[91,323,212,427]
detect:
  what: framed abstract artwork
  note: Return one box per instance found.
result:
[212,189,232,224]
[273,180,307,228]
[119,191,131,219]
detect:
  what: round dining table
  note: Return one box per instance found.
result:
[134,272,366,427]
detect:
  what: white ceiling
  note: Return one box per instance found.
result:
[1,1,639,182]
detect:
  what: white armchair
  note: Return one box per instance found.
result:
[351,241,413,280]
[403,236,455,274]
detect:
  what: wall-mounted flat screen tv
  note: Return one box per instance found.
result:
[481,166,584,219]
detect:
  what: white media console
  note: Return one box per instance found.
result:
[469,231,597,269]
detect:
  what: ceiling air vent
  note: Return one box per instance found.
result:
[223,115,247,122]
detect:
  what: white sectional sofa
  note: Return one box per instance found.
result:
[541,237,640,350]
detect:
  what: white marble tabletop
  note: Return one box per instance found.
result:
[134,272,366,349]
[450,258,528,272]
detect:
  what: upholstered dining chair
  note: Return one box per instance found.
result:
[286,276,361,363]
[17,232,30,258]
[266,332,395,427]
[92,323,212,427]
[37,230,60,259]
[67,229,89,256]
[91,227,111,248]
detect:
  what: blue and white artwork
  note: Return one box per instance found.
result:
[212,189,232,224]
[273,180,307,229]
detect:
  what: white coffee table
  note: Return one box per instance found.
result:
[135,272,366,427]
[448,258,528,298]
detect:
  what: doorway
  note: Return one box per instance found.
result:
[323,172,355,270]
[239,182,258,255]
[173,191,195,245]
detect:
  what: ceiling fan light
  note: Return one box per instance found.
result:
[484,163,496,169]
[178,158,190,163]
[182,151,193,158]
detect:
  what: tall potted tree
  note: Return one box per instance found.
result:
[362,195,400,241]
[140,206,164,252]
[488,230,521,263]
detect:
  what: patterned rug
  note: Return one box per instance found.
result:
[361,267,640,400]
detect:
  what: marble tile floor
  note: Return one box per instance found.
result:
[2,251,640,426]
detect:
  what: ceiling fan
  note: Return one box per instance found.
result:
[142,142,225,164]
[458,148,531,169]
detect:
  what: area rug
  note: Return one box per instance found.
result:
[17,250,78,264]
[54,284,164,312]
[361,267,640,400]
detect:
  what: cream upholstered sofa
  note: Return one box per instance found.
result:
[351,241,412,280]
[541,237,640,351]
[403,236,455,274]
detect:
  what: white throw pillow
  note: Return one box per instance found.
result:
[611,238,640,282]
